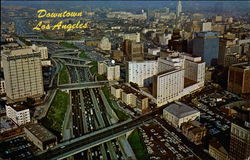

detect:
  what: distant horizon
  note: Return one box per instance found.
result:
[2,1,249,17]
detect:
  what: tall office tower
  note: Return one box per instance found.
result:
[227,62,250,94]
[153,69,184,106]
[176,0,182,17]
[127,61,158,87]
[183,55,205,83]
[229,123,250,160]
[218,37,240,67]
[2,47,44,102]
[123,40,144,61]
[193,32,219,66]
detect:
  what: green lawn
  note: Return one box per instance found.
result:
[89,61,98,74]
[102,86,129,121]
[59,65,69,84]
[44,90,69,132]
[128,128,149,160]
[59,42,78,49]
[97,75,106,81]
[79,51,90,59]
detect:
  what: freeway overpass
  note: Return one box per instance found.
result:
[58,81,113,90]
[51,55,88,62]
[64,63,90,68]
[53,52,79,56]
[35,111,159,160]
[21,35,40,38]
[55,49,77,53]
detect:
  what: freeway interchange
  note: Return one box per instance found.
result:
[34,41,139,160]
[14,18,141,160]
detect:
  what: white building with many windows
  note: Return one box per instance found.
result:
[2,47,44,102]
[127,60,158,87]
[98,61,120,80]
[182,55,205,83]
[127,52,205,106]
[6,104,30,126]
[153,69,185,106]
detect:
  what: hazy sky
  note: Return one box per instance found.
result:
[2,1,250,15]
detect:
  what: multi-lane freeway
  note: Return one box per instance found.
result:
[14,21,147,160]
[50,45,134,160]
[36,110,160,160]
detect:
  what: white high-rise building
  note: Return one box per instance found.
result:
[182,55,205,82]
[98,61,120,80]
[127,61,158,87]
[176,0,182,17]
[106,65,120,81]
[153,69,184,106]
[2,47,44,101]
[6,104,30,126]
[31,44,48,59]
[127,52,205,106]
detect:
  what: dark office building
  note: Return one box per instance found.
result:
[123,40,144,61]
[193,32,219,66]
[227,63,250,94]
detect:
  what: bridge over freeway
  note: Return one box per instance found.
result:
[64,63,90,68]
[51,55,88,62]
[58,81,117,90]
[53,52,79,56]
[54,49,78,53]
[35,111,159,160]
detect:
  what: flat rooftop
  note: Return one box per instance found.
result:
[164,102,200,118]
[8,103,28,111]
[25,124,57,142]
[121,85,147,99]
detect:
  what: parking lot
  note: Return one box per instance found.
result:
[140,122,197,160]
[0,137,36,159]
[0,116,18,134]
[181,85,239,136]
